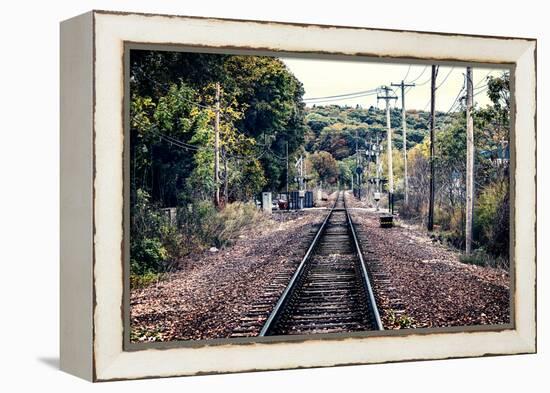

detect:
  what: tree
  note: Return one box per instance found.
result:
[310,151,339,185]
[130,50,307,203]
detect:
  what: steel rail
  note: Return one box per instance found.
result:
[343,194,384,330]
[259,193,339,336]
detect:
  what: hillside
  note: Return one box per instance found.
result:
[304,104,455,159]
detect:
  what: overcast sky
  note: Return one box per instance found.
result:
[281,57,507,112]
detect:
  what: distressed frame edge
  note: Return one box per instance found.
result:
[59,10,95,381]
[88,11,536,381]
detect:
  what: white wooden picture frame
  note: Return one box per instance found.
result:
[60,10,536,381]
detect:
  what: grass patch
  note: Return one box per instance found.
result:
[130,326,164,342]
[130,271,165,289]
[387,309,417,329]
[459,248,508,269]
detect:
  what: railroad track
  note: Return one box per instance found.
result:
[255,191,383,336]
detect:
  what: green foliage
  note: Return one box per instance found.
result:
[475,181,509,258]
[303,105,436,160]
[130,237,168,275]
[130,189,172,276]
[130,51,306,203]
[387,309,416,329]
[130,271,165,289]
[402,71,510,265]
[338,159,353,186]
[130,81,210,207]
[130,325,164,342]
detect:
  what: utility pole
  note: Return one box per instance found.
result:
[465,67,474,254]
[375,133,381,194]
[366,140,372,204]
[214,82,221,207]
[427,66,439,231]
[377,86,398,212]
[353,128,361,200]
[285,141,289,196]
[300,154,304,191]
[295,155,305,209]
[391,80,415,206]
[222,147,228,205]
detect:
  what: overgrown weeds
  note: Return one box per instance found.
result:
[459,248,509,270]
[387,309,417,329]
[130,189,268,289]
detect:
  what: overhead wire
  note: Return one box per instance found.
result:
[303,88,379,102]
[402,65,412,82]
[435,67,455,89]
[407,65,428,83]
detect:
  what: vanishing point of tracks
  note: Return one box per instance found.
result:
[232,191,383,337]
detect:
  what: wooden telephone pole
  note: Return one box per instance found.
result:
[355,128,360,198]
[214,82,221,207]
[222,147,228,204]
[465,67,474,254]
[391,80,415,205]
[377,86,398,211]
[427,66,439,231]
[285,141,289,195]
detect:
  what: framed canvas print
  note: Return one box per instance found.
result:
[60,10,537,381]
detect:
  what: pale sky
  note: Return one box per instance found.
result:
[281,57,507,112]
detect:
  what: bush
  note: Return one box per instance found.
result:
[177,200,265,249]
[215,202,265,247]
[475,182,509,258]
[130,189,174,279]
[130,188,268,286]
[130,237,167,275]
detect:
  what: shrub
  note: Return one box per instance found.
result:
[130,237,167,275]
[475,181,509,258]
[215,202,265,247]
[130,189,173,278]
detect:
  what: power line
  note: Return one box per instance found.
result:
[407,66,428,83]
[402,65,412,82]
[303,88,378,101]
[416,76,432,86]
[473,86,489,98]
[436,67,455,89]
[474,71,492,88]
[303,90,379,103]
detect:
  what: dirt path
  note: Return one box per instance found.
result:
[130,208,328,342]
[346,192,510,329]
